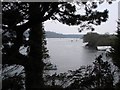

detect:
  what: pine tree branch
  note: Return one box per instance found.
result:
[3,52,27,66]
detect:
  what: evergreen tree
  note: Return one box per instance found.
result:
[2,1,114,89]
[111,20,120,69]
[68,55,114,90]
[110,20,120,90]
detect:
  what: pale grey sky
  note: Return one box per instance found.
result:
[44,1,119,34]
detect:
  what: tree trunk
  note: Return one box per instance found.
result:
[25,62,44,89]
[25,23,45,89]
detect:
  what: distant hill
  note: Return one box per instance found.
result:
[45,31,83,38]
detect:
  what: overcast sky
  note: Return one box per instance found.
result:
[44,1,118,34]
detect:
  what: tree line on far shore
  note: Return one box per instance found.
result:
[83,32,116,49]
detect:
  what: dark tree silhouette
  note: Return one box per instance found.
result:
[68,55,114,90]
[111,20,120,69]
[110,20,120,90]
[2,72,24,90]
[2,1,113,89]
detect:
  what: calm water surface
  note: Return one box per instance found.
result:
[46,38,104,73]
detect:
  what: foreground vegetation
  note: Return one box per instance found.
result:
[2,2,109,89]
[2,55,120,90]
[2,1,120,90]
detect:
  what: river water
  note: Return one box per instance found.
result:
[46,38,105,73]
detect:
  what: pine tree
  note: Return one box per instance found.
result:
[2,1,114,89]
[111,20,120,69]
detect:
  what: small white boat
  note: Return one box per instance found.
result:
[97,46,111,51]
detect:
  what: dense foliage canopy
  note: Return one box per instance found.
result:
[2,1,115,89]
